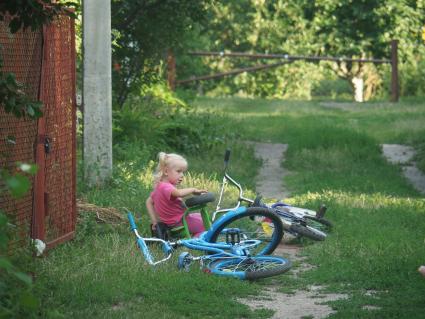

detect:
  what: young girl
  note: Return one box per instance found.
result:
[146,152,207,237]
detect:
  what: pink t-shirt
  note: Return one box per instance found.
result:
[151,181,185,225]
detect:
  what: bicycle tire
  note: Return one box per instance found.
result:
[289,223,326,241]
[304,215,333,229]
[208,256,291,280]
[208,207,284,255]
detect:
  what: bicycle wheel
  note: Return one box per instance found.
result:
[208,256,291,280]
[304,215,333,229]
[208,207,284,255]
[289,223,327,241]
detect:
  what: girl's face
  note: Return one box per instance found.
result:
[165,161,187,185]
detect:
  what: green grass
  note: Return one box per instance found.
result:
[33,96,425,318]
[194,96,425,318]
[35,232,271,319]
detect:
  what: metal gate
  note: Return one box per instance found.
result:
[0,15,76,250]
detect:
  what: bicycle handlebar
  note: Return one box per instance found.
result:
[224,149,231,173]
[127,212,137,231]
[224,149,231,167]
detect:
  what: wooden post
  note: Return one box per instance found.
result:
[167,49,176,91]
[32,25,48,242]
[33,128,46,241]
[390,40,399,102]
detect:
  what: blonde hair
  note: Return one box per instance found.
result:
[153,152,188,186]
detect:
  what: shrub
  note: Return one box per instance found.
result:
[113,85,233,159]
[311,78,353,99]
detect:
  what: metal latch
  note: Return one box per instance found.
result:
[44,137,51,154]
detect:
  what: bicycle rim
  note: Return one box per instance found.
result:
[208,207,284,255]
[289,223,327,241]
[304,215,333,231]
[208,256,291,280]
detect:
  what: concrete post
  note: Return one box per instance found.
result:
[83,0,113,186]
[352,77,364,102]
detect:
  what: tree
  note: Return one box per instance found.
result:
[179,0,425,100]
[311,0,425,101]
[111,0,211,108]
[187,0,320,98]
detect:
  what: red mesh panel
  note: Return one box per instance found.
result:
[0,20,42,249]
[41,17,76,247]
[0,15,76,250]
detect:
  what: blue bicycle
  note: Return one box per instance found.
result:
[127,210,291,280]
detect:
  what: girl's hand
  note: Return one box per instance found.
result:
[193,188,208,195]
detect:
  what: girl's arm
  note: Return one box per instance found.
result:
[171,187,207,198]
[146,196,159,229]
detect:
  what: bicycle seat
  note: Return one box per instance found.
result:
[185,192,215,207]
[151,222,185,241]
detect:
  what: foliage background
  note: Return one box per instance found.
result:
[70,0,425,108]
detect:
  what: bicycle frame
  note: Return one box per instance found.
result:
[213,149,254,221]
[128,210,267,279]
[214,171,253,220]
[215,169,321,220]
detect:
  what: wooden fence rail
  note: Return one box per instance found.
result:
[169,40,399,102]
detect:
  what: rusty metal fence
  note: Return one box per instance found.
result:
[0,15,76,250]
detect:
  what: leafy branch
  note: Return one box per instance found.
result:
[0,68,43,119]
[0,0,79,118]
[0,0,78,33]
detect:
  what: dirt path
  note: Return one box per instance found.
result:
[238,142,425,318]
[249,141,291,200]
[239,242,348,319]
[238,142,347,319]
[381,144,425,194]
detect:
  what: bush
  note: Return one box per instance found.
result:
[113,85,233,160]
[311,78,353,98]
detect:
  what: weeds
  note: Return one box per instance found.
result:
[32,96,425,318]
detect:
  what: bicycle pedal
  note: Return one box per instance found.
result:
[242,258,256,265]
[316,204,327,219]
[225,228,241,245]
[177,252,192,272]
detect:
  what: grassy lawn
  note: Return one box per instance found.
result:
[34,97,425,318]
[195,97,425,318]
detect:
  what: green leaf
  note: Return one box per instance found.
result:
[0,256,13,271]
[13,271,33,286]
[5,175,30,198]
[26,105,35,117]
[9,18,22,33]
[0,212,7,227]
[4,73,18,93]
[5,96,16,109]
